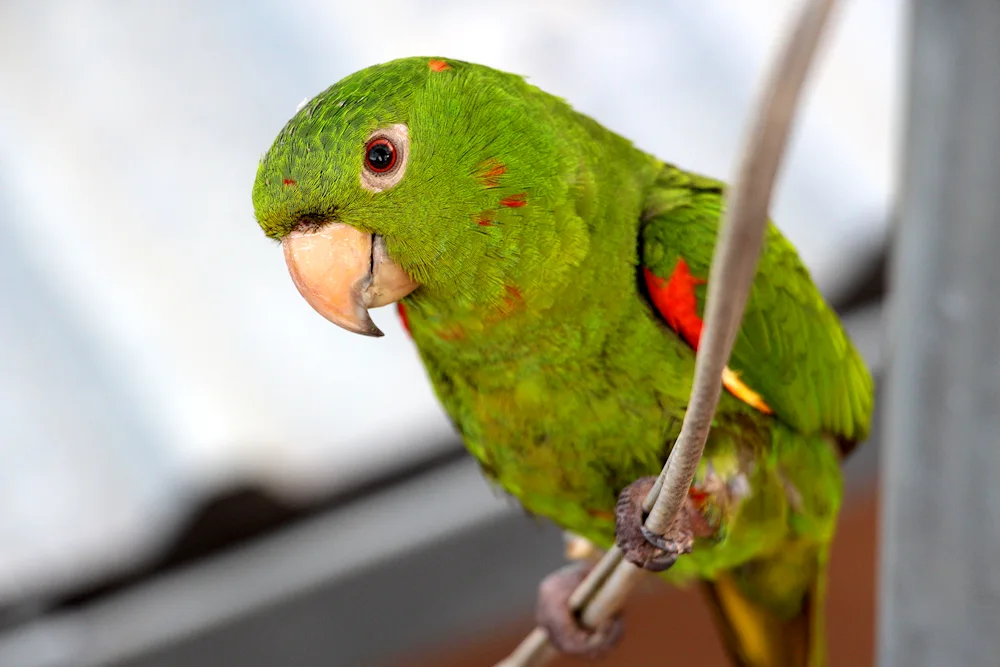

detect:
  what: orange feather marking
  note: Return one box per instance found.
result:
[428,59,451,72]
[500,193,527,208]
[474,209,496,227]
[437,326,465,341]
[476,159,507,187]
[722,368,773,414]
[586,508,615,521]
[503,285,522,309]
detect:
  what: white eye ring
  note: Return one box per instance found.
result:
[360,123,409,193]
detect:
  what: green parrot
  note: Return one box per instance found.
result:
[252,57,873,667]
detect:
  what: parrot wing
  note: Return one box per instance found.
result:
[638,164,873,450]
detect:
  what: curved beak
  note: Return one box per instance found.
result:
[282,223,419,337]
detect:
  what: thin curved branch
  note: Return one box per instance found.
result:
[496,0,840,664]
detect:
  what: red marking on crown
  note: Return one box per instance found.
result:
[428,59,451,72]
[396,302,411,336]
[500,193,527,208]
[476,159,507,188]
[282,178,297,187]
[644,260,706,350]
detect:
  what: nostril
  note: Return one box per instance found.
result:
[293,213,334,234]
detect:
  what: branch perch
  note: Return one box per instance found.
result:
[495,0,840,664]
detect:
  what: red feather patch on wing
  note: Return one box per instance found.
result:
[643,260,706,350]
[645,260,773,415]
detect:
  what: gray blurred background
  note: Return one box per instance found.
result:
[0,1,900,666]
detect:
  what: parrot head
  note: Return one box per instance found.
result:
[252,56,590,337]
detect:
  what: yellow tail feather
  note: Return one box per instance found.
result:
[701,556,827,667]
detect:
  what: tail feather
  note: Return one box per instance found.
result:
[701,550,828,667]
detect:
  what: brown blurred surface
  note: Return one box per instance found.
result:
[401,491,876,667]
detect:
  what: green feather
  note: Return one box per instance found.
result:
[253,57,874,667]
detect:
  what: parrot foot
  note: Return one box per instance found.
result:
[536,562,624,658]
[614,476,695,572]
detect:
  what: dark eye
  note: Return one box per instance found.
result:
[365,137,398,174]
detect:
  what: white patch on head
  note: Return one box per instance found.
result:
[295,97,310,113]
[360,124,410,194]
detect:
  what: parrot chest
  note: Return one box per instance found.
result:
[436,356,671,535]
[402,288,834,583]
[410,303,759,541]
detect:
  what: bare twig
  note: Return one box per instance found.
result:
[495,0,840,665]
[494,629,557,667]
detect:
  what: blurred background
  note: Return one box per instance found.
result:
[0,1,900,665]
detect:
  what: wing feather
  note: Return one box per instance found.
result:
[640,165,873,445]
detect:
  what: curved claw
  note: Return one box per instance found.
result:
[536,563,624,658]
[615,476,695,573]
[640,524,673,553]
